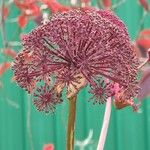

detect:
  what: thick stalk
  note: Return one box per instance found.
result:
[97,97,112,150]
[67,96,77,150]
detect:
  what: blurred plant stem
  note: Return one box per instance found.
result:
[27,94,34,150]
[75,130,93,150]
[8,41,21,47]
[136,11,149,40]
[112,0,126,10]
[0,0,7,49]
[97,97,112,150]
[67,96,77,150]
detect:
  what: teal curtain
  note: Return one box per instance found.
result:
[0,0,150,150]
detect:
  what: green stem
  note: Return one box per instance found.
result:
[0,0,7,49]
[67,96,77,150]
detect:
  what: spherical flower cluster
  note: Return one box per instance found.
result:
[33,84,62,113]
[12,9,139,113]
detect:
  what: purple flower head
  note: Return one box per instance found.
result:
[12,9,139,113]
[33,84,62,113]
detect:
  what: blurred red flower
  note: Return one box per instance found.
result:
[43,144,54,150]
[138,0,149,11]
[3,5,9,20]
[102,0,112,8]
[14,0,40,28]
[3,49,17,59]
[0,62,11,77]
[42,0,70,13]
[136,29,150,49]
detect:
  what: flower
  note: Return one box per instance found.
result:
[89,79,114,104]
[33,84,62,113]
[136,29,150,50]
[42,0,70,13]
[12,9,139,112]
[139,0,149,12]
[102,0,112,8]
[0,62,11,77]
[3,49,17,59]
[43,144,54,150]
[14,0,40,28]
[2,5,9,20]
[12,50,36,93]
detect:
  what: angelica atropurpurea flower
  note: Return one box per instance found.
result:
[12,9,139,113]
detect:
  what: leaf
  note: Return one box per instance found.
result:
[43,144,54,150]
[3,49,17,58]
[18,15,28,28]
[138,0,149,11]
[0,62,11,77]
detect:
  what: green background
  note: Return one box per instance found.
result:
[0,0,150,150]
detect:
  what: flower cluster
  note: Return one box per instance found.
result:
[33,84,62,113]
[12,9,139,113]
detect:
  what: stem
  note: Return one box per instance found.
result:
[27,95,34,150]
[0,0,7,49]
[135,11,148,40]
[97,97,112,150]
[112,0,126,10]
[67,96,77,150]
[138,58,149,69]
